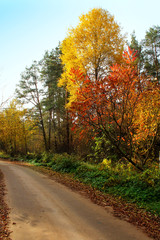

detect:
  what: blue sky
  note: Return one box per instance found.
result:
[0,0,160,102]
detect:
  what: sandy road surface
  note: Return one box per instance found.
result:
[0,161,152,240]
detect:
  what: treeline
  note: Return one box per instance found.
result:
[0,8,159,171]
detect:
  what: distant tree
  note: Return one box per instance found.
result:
[142,26,160,82]
[16,62,48,151]
[0,100,37,155]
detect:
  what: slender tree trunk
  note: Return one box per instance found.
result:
[39,106,48,151]
[34,76,48,151]
[52,111,57,152]
[23,121,28,154]
[48,109,52,151]
[65,90,70,153]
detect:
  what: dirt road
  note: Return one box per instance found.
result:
[0,161,152,240]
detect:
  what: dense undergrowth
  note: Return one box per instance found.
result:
[0,151,160,216]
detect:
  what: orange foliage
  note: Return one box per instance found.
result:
[69,47,160,168]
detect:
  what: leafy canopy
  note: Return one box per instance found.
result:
[58,8,125,106]
[69,47,160,170]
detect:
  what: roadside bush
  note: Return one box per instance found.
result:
[24,152,42,163]
[0,151,10,159]
[49,153,81,173]
[41,152,53,163]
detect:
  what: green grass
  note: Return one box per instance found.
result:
[0,151,10,159]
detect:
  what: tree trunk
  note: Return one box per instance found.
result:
[39,107,48,151]
[48,109,52,151]
[65,90,70,153]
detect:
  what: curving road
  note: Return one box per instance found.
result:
[0,161,152,240]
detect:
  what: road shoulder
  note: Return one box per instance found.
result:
[0,169,11,240]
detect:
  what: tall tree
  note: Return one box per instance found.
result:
[143,26,160,82]
[16,62,48,151]
[58,8,125,106]
[129,31,143,74]
[40,47,70,152]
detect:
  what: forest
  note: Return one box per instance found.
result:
[0,8,160,216]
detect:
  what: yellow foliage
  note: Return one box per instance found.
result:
[132,83,160,161]
[58,8,125,106]
[0,100,38,154]
[101,158,112,169]
[133,86,160,144]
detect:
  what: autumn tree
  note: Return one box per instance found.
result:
[58,8,125,106]
[69,48,160,170]
[133,82,160,163]
[0,100,37,155]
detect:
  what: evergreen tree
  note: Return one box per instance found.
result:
[40,47,69,152]
[130,31,144,74]
[142,26,160,82]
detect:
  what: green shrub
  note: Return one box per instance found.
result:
[49,153,81,173]
[0,151,10,159]
[41,152,53,163]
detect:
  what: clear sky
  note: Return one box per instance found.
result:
[0,0,160,103]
